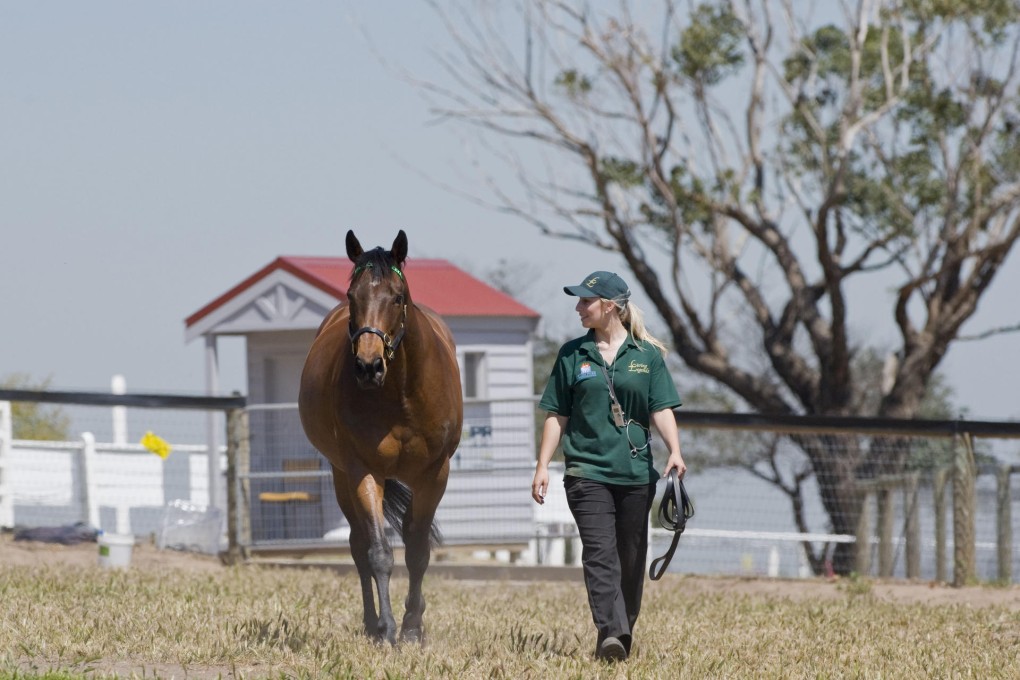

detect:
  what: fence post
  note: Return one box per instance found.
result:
[0,401,12,528]
[225,408,251,564]
[996,464,1013,583]
[855,491,873,576]
[905,472,920,579]
[933,467,950,583]
[878,487,895,577]
[80,432,100,529]
[952,433,976,587]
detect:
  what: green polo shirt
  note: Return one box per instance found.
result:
[539,331,681,485]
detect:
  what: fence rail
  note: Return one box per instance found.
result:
[2,391,1019,584]
[673,413,1020,584]
[674,409,1020,439]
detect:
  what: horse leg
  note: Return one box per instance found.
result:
[330,469,379,637]
[332,467,397,644]
[399,463,450,643]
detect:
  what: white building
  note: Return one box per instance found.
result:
[185,255,541,546]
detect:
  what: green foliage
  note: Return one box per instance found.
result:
[992,116,1020,176]
[599,156,643,188]
[554,69,592,97]
[783,25,851,86]
[904,0,1019,40]
[658,164,713,232]
[436,0,1020,570]
[0,373,70,441]
[673,3,745,86]
[841,162,917,240]
[776,6,1020,255]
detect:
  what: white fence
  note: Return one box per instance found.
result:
[0,398,220,540]
[0,401,12,528]
[6,394,1020,582]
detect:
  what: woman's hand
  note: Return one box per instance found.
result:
[532,414,566,504]
[531,465,549,504]
[664,450,687,479]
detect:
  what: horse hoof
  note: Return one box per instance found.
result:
[368,627,398,646]
[400,628,425,644]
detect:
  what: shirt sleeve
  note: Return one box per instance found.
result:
[648,351,682,412]
[539,347,573,416]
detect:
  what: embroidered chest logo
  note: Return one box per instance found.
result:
[627,360,650,374]
[576,361,597,381]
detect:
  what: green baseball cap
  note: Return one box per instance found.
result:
[563,270,631,302]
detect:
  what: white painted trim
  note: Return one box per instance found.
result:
[80,432,99,529]
[0,401,12,528]
[205,336,222,511]
[185,269,341,342]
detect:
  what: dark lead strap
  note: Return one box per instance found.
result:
[649,468,695,581]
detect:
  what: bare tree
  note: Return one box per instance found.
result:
[423,0,1020,572]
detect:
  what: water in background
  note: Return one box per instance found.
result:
[655,465,1020,581]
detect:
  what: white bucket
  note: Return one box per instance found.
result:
[97,533,134,569]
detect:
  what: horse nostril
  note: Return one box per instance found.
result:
[353,356,386,384]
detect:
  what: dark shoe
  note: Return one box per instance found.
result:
[596,636,628,662]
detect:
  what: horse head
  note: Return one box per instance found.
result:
[345,229,410,388]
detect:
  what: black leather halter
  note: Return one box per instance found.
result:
[649,468,695,581]
[349,314,406,361]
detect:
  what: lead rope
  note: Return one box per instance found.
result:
[649,468,695,580]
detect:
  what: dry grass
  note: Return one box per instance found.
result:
[1,560,1019,679]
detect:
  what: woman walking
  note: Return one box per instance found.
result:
[531,270,686,662]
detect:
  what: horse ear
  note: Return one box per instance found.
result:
[346,230,364,262]
[391,230,408,267]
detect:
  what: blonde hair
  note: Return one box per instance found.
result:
[610,295,669,358]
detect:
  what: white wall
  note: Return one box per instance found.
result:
[246,330,316,405]
[4,437,214,537]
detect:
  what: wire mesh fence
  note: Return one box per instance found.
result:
[3,390,1020,583]
[660,445,1020,582]
[241,399,539,551]
[673,414,1020,584]
[0,391,240,553]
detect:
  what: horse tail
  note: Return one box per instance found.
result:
[383,479,443,548]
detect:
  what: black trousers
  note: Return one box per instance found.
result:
[564,476,656,651]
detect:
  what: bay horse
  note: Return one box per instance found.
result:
[299,230,463,644]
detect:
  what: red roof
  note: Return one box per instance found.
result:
[185,256,539,328]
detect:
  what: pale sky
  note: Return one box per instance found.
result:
[1,1,1018,423]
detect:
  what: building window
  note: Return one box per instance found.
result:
[463,351,486,399]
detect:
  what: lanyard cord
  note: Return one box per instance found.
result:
[598,361,621,409]
[598,362,650,458]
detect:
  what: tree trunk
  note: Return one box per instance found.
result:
[793,432,864,575]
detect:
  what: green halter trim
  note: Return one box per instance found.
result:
[353,262,404,280]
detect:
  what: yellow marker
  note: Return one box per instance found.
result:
[140,431,172,459]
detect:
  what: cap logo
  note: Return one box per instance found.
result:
[585,277,599,288]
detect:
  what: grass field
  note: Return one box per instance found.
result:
[2,550,1019,680]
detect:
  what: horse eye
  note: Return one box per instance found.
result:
[394,294,405,306]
